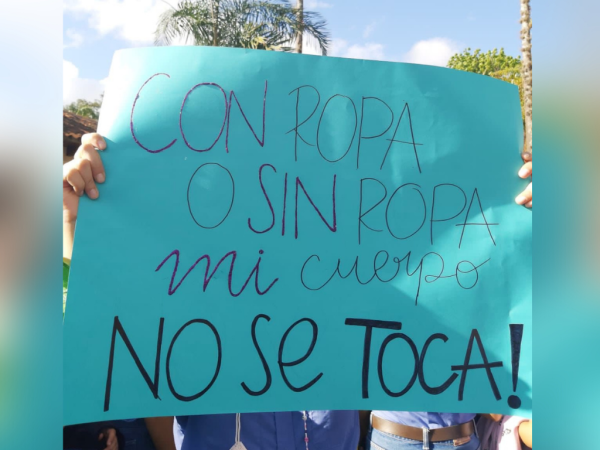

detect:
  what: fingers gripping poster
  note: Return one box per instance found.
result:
[64,47,532,425]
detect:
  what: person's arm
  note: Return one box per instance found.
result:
[63,133,106,260]
[63,220,76,262]
[519,420,532,448]
[145,417,177,450]
[98,427,118,450]
[358,410,371,450]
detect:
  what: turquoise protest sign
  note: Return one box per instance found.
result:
[64,47,531,425]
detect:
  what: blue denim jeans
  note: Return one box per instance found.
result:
[367,428,480,450]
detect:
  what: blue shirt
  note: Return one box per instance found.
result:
[175,411,359,450]
[372,411,476,429]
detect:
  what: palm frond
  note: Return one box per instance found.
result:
[155,1,214,46]
[154,0,330,53]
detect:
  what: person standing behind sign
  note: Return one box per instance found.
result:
[475,414,532,450]
[173,412,359,450]
[364,153,532,450]
[62,133,361,450]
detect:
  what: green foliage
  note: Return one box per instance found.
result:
[155,0,330,54]
[447,48,521,77]
[448,48,523,119]
[64,97,102,120]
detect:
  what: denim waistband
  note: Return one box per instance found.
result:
[368,427,480,450]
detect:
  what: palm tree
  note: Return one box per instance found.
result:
[295,0,303,53]
[520,0,532,153]
[156,0,329,54]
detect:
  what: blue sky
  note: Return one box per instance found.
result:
[63,0,527,104]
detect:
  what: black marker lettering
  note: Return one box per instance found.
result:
[419,333,459,394]
[451,329,503,401]
[377,332,419,397]
[287,85,320,161]
[166,319,222,401]
[104,316,164,412]
[344,318,403,398]
[278,318,323,392]
[241,314,272,396]
[456,188,498,248]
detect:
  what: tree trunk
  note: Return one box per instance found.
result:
[520,0,533,153]
[211,0,219,47]
[295,0,303,53]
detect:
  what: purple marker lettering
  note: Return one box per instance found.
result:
[295,175,337,239]
[248,163,276,234]
[226,80,268,152]
[180,82,228,152]
[131,73,177,153]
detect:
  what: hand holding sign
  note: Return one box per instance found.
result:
[515,152,532,208]
[63,133,107,260]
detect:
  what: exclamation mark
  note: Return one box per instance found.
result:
[508,324,524,409]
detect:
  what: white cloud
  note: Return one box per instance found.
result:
[403,37,460,67]
[363,19,385,39]
[329,39,348,56]
[345,43,385,60]
[64,29,84,48]
[306,1,333,9]
[63,0,171,45]
[302,37,325,55]
[330,39,386,61]
[63,60,107,104]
